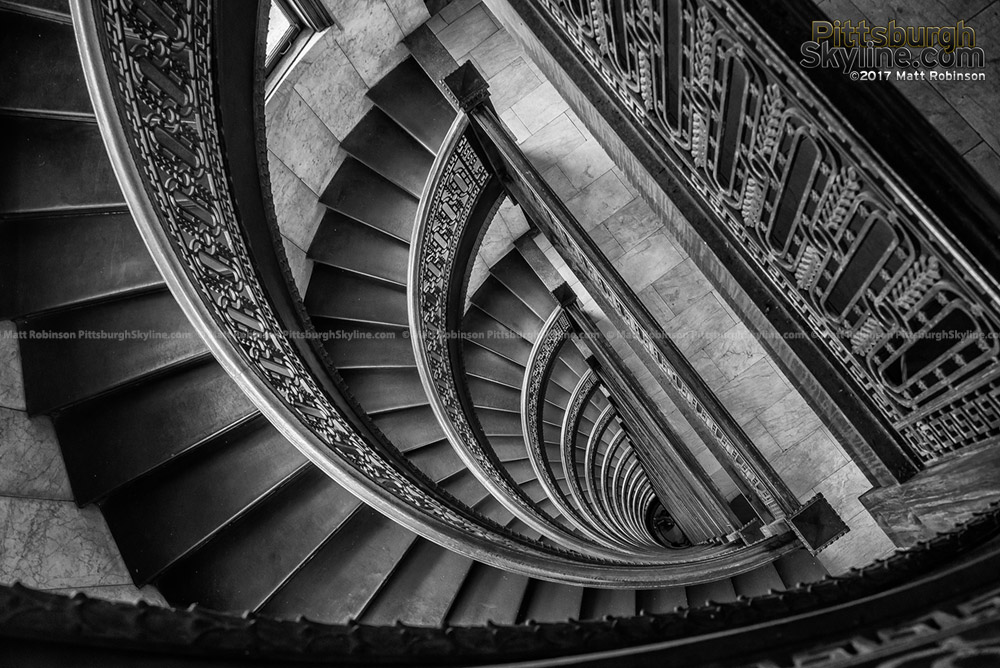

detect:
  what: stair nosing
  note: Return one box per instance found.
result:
[132,460,314,586]
[76,410,263,506]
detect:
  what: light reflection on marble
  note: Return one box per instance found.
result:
[327,0,409,86]
[650,259,713,316]
[0,408,71,501]
[565,171,633,231]
[663,292,735,357]
[384,0,431,35]
[814,461,872,524]
[0,321,25,411]
[757,391,826,453]
[265,89,342,196]
[488,57,542,113]
[540,164,579,202]
[773,427,848,498]
[267,151,325,251]
[589,224,625,262]
[742,417,784,462]
[498,202,530,239]
[520,113,585,172]
[611,232,684,292]
[437,5,498,60]
[686,348,727,391]
[289,33,373,140]
[715,358,793,426]
[602,198,662,253]
[281,235,315,298]
[439,0,480,23]
[704,322,767,382]
[816,509,895,575]
[0,497,132,590]
[499,108,532,143]
[512,81,570,134]
[469,29,522,78]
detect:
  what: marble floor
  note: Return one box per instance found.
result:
[431,0,897,572]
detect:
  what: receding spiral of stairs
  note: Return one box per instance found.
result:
[2,0,835,634]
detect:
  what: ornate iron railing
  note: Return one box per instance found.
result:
[407,113,799,575]
[525,0,1000,467]
[520,309,650,549]
[451,62,800,525]
[72,0,795,586]
[585,404,632,541]
[560,370,636,545]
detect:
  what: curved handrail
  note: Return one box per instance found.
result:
[560,369,648,547]
[584,404,631,542]
[67,0,592,580]
[74,0,802,585]
[405,114,620,556]
[70,0,800,587]
[406,114,801,577]
[559,371,607,532]
[600,429,634,541]
[521,310,640,550]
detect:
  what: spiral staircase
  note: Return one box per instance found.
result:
[3,0,1000,666]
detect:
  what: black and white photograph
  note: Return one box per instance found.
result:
[1,0,998,665]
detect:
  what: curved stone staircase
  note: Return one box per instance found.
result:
[0,0,830,631]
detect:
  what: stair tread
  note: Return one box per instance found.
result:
[101,420,308,584]
[637,587,687,613]
[154,467,360,611]
[733,562,785,598]
[367,57,456,153]
[0,115,123,213]
[305,265,408,326]
[0,11,91,114]
[309,210,410,285]
[316,319,415,368]
[446,564,530,626]
[0,211,162,319]
[19,291,206,413]
[463,343,526,388]
[340,367,428,414]
[340,108,434,198]
[521,580,584,623]
[774,548,828,588]
[54,360,257,504]
[686,578,737,607]
[406,439,470,481]
[319,158,418,241]
[260,507,418,624]
[359,539,472,626]
[581,588,636,619]
[372,404,447,453]
[488,251,557,321]
[461,307,532,365]
[471,276,545,342]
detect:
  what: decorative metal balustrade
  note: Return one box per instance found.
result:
[523,0,1000,467]
[519,309,635,549]
[447,61,802,528]
[560,370,630,545]
[72,0,801,586]
[406,111,796,571]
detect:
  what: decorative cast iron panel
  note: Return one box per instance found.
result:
[534,0,1000,463]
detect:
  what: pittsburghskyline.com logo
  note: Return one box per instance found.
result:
[800,19,986,81]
